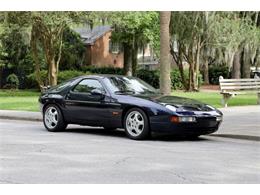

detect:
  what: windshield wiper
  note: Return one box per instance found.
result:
[114,90,135,94]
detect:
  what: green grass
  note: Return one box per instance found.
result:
[0,89,258,112]
[0,90,40,112]
[172,91,258,108]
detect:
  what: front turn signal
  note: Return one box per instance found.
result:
[170,116,179,123]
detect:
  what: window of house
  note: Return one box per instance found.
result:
[109,41,120,54]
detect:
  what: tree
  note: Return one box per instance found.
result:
[0,13,34,88]
[109,12,159,76]
[59,27,86,71]
[160,11,171,95]
[170,12,205,91]
[30,13,72,87]
[208,12,260,79]
[4,12,86,88]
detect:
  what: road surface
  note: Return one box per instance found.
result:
[0,106,260,183]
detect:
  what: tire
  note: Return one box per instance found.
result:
[43,104,67,132]
[124,108,150,140]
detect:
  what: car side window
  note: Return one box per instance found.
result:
[73,79,104,94]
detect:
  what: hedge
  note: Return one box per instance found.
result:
[26,67,203,90]
[27,70,88,88]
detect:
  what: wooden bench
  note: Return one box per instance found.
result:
[219,76,260,107]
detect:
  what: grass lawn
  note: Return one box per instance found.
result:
[0,89,258,112]
[0,90,40,112]
[172,91,258,108]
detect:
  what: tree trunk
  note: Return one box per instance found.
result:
[30,26,44,89]
[232,51,241,79]
[178,55,188,90]
[49,58,57,86]
[203,11,210,85]
[124,43,133,76]
[0,66,3,88]
[132,41,138,76]
[193,40,201,91]
[159,11,171,95]
[169,44,188,90]
[203,58,209,84]
[242,44,251,78]
[189,63,194,91]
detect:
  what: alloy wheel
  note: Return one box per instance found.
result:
[44,106,58,129]
[126,111,145,137]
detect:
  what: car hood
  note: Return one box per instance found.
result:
[133,94,216,112]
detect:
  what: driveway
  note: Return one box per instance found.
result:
[0,106,259,183]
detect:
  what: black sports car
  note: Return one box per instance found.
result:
[39,75,223,140]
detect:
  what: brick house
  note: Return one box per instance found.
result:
[75,25,158,69]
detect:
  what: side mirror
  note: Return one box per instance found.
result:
[90,89,105,99]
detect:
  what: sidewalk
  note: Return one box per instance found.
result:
[0,110,42,121]
[0,105,259,122]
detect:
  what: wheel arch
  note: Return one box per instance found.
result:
[121,105,151,127]
[42,101,65,121]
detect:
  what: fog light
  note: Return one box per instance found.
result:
[216,116,222,121]
[170,116,196,123]
[179,116,196,122]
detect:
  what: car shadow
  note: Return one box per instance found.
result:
[151,134,209,142]
[66,127,127,138]
[63,127,210,142]
[209,134,260,142]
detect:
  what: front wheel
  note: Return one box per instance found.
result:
[124,108,150,140]
[43,104,67,132]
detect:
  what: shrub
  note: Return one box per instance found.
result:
[136,69,160,88]
[58,70,89,83]
[26,70,48,89]
[136,69,200,90]
[81,66,124,75]
[5,73,19,89]
[170,69,184,90]
[209,65,229,84]
[27,70,89,88]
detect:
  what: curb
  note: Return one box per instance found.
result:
[0,110,42,122]
[0,115,42,122]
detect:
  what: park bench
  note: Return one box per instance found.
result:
[219,76,260,107]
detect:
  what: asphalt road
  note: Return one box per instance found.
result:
[0,107,260,183]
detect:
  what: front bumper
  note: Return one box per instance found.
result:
[150,115,222,135]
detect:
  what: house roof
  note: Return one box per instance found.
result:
[74,25,112,45]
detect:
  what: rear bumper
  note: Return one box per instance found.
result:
[150,115,221,135]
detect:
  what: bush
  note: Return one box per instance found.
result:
[27,70,89,88]
[81,66,124,75]
[26,70,48,89]
[5,73,19,89]
[170,69,184,90]
[136,69,200,90]
[209,65,229,84]
[80,66,202,90]
[58,70,89,83]
[136,69,160,88]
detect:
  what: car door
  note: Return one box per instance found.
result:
[64,78,112,126]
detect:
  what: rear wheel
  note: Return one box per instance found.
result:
[43,104,67,132]
[124,108,150,140]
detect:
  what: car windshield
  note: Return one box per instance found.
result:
[103,76,158,95]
